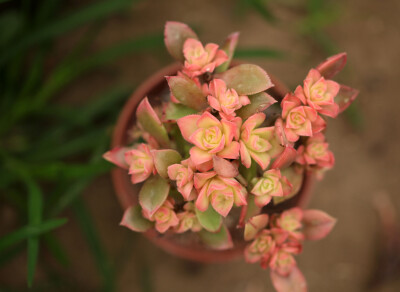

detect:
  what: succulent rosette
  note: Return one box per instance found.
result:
[105,21,358,292]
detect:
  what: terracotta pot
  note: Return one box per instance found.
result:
[111,62,315,263]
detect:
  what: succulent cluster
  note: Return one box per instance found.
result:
[104,22,359,292]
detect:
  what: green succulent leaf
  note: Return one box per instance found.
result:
[198,225,233,250]
[273,167,304,205]
[236,92,277,119]
[165,102,198,121]
[164,21,198,61]
[195,205,222,232]
[136,97,170,148]
[139,175,170,215]
[120,205,153,232]
[217,64,273,95]
[167,76,207,111]
[151,149,182,179]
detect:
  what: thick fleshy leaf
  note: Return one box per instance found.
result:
[316,52,347,79]
[103,146,132,169]
[270,266,307,292]
[213,156,239,178]
[139,175,170,216]
[198,225,233,250]
[151,149,182,179]
[335,84,359,113]
[164,102,198,121]
[195,205,222,232]
[218,64,273,95]
[167,76,207,110]
[244,194,262,221]
[120,205,153,232]
[273,167,303,205]
[215,32,240,73]
[274,118,289,147]
[236,92,277,119]
[136,97,170,148]
[164,21,198,61]
[302,209,336,241]
[244,214,269,241]
[270,146,297,169]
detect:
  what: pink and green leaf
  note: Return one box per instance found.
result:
[215,32,240,73]
[151,149,182,179]
[316,52,347,79]
[236,92,277,119]
[302,209,337,241]
[335,84,360,114]
[138,175,170,216]
[164,102,198,121]
[213,156,239,178]
[198,224,233,250]
[244,214,269,241]
[164,21,198,61]
[120,205,153,232]
[273,167,303,205]
[167,76,208,110]
[217,64,273,95]
[270,266,307,292]
[195,204,222,232]
[136,97,170,148]
[270,146,297,169]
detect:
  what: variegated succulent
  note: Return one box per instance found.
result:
[104,21,359,292]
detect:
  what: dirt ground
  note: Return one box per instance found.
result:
[2,0,400,291]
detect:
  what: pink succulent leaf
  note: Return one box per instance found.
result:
[270,146,297,169]
[198,224,233,250]
[120,205,153,232]
[251,169,292,208]
[182,38,228,77]
[269,247,297,277]
[270,266,307,292]
[301,69,340,118]
[125,144,155,184]
[335,84,360,113]
[151,149,182,179]
[240,113,279,170]
[195,204,222,232]
[207,78,249,117]
[282,93,326,142]
[302,209,337,241]
[244,230,276,264]
[274,166,305,205]
[168,160,195,201]
[103,146,133,169]
[273,118,289,147]
[244,214,269,241]
[136,97,170,148]
[167,75,208,110]
[143,198,179,233]
[295,133,335,171]
[236,92,277,120]
[212,156,239,178]
[211,191,234,217]
[276,208,303,235]
[175,203,202,233]
[316,52,347,79]
[138,175,170,216]
[177,114,201,141]
[217,64,274,95]
[180,111,240,166]
[215,31,240,73]
[164,21,198,61]
[164,102,198,121]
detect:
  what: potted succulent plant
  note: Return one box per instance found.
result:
[104,22,359,291]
